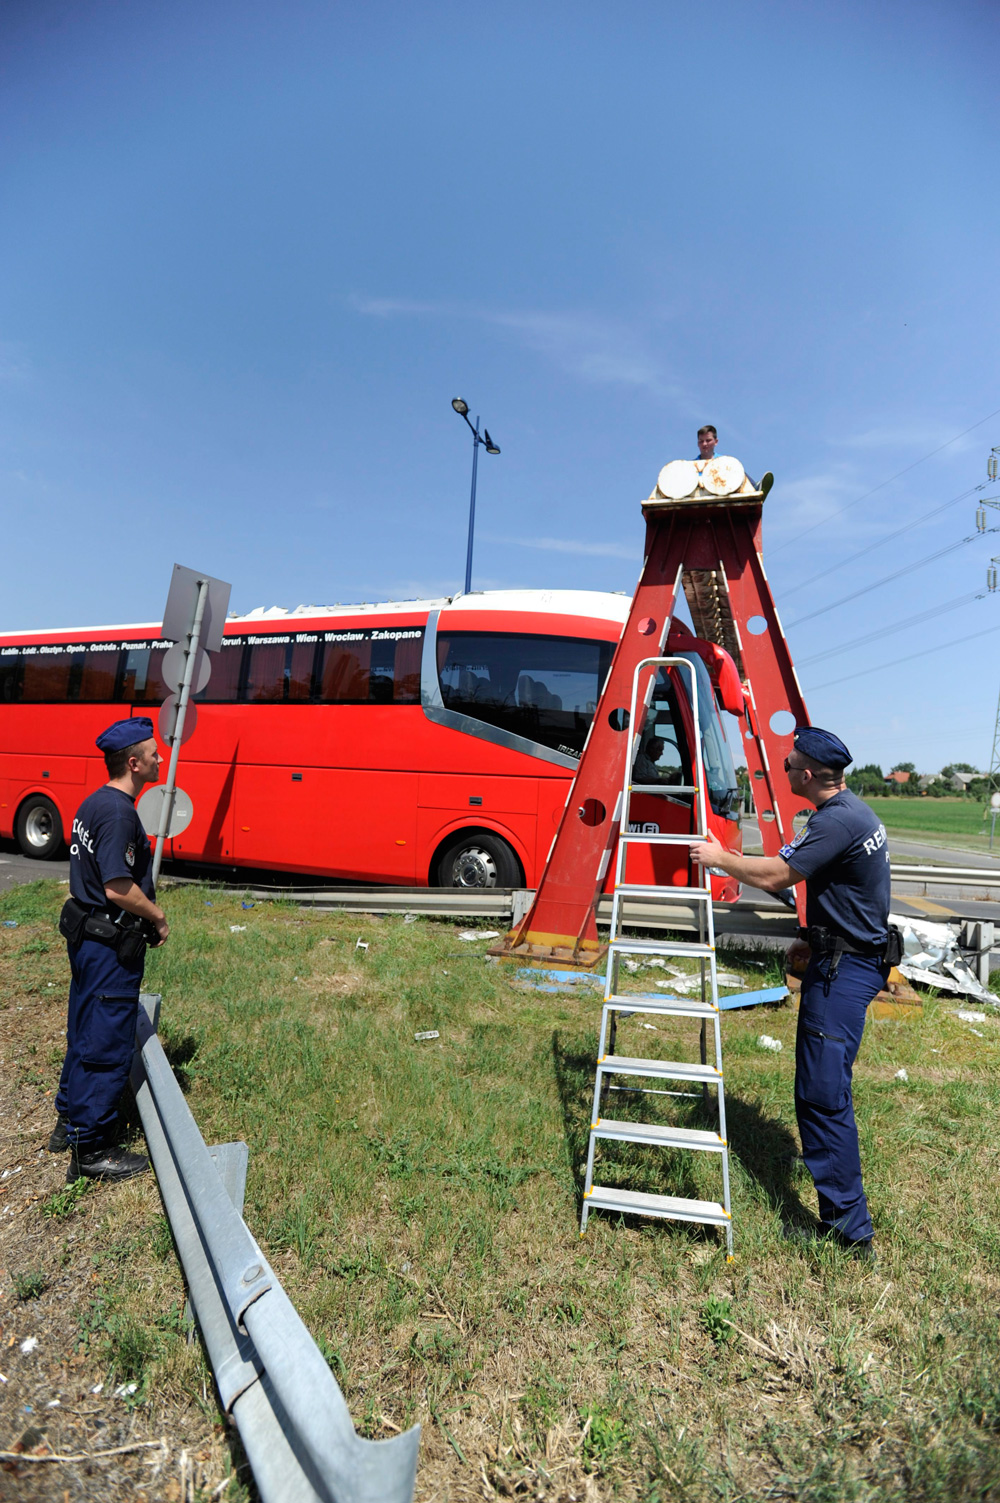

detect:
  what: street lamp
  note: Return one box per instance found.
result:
[452,398,500,594]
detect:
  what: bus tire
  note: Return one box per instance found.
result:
[435,831,523,890]
[15,795,64,860]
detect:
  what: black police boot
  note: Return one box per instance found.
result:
[68,1144,150,1183]
[48,1114,70,1153]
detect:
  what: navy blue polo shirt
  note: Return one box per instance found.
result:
[69,786,154,909]
[779,789,890,947]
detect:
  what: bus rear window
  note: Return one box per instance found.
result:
[436,632,614,757]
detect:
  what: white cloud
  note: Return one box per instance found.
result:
[484,533,639,560]
[349,295,678,397]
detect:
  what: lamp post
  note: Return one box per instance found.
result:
[452,398,500,594]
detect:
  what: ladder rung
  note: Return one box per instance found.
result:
[591,1118,726,1152]
[619,832,704,845]
[609,939,714,958]
[613,884,713,901]
[597,1054,721,1084]
[584,1184,730,1226]
[629,783,698,794]
[604,994,718,1018]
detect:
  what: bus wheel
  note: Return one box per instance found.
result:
[436,832,522,889]
[15,796,64,860]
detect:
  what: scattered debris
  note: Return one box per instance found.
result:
[113,1382,138,1398]
[457,930,501,942]
[414,1030,440,1042]
[229,925,246,933]
[641,1022,659,1031]
[403,913,418,924]
[1,1167,23,1180]
[19,1337,38,1355]
[757,1035,783,1052]
[2,920,17,928]
[892,912,996,1003]
[956,1010,987,1023]
[895,1068,909,1082]
[355,938,369,956]
[624,959,640,973]
[241,901,255,910]
[90,1383,103,1395]
[715,972,746,988]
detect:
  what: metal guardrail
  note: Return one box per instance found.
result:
[889,865,1000,888]
[130,994,419,1503]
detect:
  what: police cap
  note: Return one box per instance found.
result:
[96,717,155,753]
[793,725,852,770]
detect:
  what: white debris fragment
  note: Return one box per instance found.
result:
[892,912,996,1004]
[956,1010,987,1023]
[623,959,640,973]
[457,930,501,942]
[969,1028,984,1037]
[46,1399,60,1408]
[229,925,246,933]
[20,1336,39,1354]
[355,938,369,955]
[757,1035,783,1052]
[414,1030,440,1041]
[114,1382,138,1397]
[715,972,745,988]
[641,1022,659,1031]
[91,1382,104,1394]
[895,1068,908,1082]
[403,913,418,924]
[1,1167,22,1180]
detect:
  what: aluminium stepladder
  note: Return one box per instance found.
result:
[580,654,733,1258]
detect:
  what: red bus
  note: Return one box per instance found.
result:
[0,590,743,895]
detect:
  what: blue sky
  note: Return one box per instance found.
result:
[2,0,998,773]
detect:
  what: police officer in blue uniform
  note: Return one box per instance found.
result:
[692,727,898,1257]
[50,717,169,1181]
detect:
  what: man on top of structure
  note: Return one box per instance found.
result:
[52,717,169,1182]
[696,425,718,461]
[691,726,897,1259]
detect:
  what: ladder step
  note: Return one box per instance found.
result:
[605,993,718,1018]
[591,1118,726,1152]
[613,884,713,901]
[619,832,704,845]
[598,1054,722,1084]
[609,939,714,958]
[584,1184,730,1226]
[629,783,698,794]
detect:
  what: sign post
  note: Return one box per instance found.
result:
[148,564,232,886]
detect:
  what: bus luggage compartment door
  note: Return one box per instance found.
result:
[234,766,418,881]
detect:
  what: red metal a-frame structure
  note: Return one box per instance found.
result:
[496,465,809,966]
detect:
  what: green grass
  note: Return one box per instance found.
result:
[863,796,997,846]
[5,879,1000,1500]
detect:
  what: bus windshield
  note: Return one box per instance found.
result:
[436,632,615,758]
[677,652,740,818]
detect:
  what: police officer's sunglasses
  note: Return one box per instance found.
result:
[783,757,806,774]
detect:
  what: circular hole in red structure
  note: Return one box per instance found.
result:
[608,708,630,731]
[578,798,607,827]
[637,616,657,636]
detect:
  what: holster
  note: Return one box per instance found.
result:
[58,896,89,946]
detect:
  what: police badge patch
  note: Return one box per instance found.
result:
[125,842,135,868]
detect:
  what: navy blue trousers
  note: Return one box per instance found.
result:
[55,938,144,1152]
[795,951,888,1245]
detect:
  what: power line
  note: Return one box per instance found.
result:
[779,483,987,600]
[797,590,984,666]
[770,405,1000,558]
[803,620,1000,692]
[786,527,997,629]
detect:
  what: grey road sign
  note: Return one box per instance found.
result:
[139,784,194,838]
[162,642,212,696]
[159,693,198,746]
[161,564,232,654]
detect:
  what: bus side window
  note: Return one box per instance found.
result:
[320,641,371,703]
[20,651,74,703]
[243,642,288,703]
[394,634,422,703]
[196,641,245,703]
[0,652,23,703]
[79,648,121,702]
[369,639,394,703]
